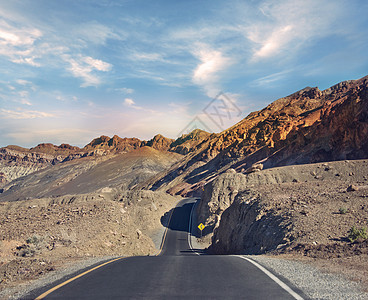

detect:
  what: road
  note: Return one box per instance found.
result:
[32,198,303,299]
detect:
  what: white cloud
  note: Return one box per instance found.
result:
[0,20,42,46]
[16,79,32,86]
[124,98,135,106]
[246,0,344,60]
[250,70,293,87]
[74,22,123,45]
[0,20,42,66]
[82,56,112,72]
[131,52,163,62]
[115,87,134,94]
[123,98,162,114]
[192,45,232,97]
[19,98,32,106]
[62,55,112,87]
[0,108,54,119]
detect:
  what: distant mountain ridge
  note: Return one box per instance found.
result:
[143,75,368,196]
[1,75,368,195]
[0,130,210,187]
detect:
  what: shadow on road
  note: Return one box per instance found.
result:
[180,249,206,255]
[160,203,193,232]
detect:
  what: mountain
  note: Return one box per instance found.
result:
[143,134,174,151]
[144,75,368,196]
[170,129,212,155]
[0,146,182,202]
[1,75,368,196]
[83,135,142,153]
[0,130,210,188]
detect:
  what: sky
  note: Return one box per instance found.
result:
[1,0,368,148]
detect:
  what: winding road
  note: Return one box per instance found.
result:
[31,198,304,299]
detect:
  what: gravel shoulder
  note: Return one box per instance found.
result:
[247,254,368,300]
[1,256,117,300]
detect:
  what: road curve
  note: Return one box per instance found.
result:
[31,198,304,299]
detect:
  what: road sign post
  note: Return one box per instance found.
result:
[198,223,205,238]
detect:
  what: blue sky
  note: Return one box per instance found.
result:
[1,0,368,148]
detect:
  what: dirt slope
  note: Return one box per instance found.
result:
[0,147,181,202]
[0,190,179,295]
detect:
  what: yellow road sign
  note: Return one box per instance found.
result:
[198,223,205,231]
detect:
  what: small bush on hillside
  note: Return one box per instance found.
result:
[15,235,47,257]
[339,207,348,214]
[348,226,368,242]
[26,234,43,245]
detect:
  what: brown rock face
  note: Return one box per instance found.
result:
[146,75,368,196]
[30,143,81,155]
[83,135,142,153]
[143,134,174,151]
[170,129,211,155]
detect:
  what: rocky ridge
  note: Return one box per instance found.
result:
[0,130,210,187]
[194,159,368,288]
[146,75,368,196]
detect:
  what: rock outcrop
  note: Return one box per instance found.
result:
[170,129,211,155]
[83,135,142,153]
[0,130,210,186]
[201,160,368,255]
[143,134,174,151]
[146,75,368,196]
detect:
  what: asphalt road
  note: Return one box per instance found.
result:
[33,198,303,299]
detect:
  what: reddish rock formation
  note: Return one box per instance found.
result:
[83,135,142,153]
[143,134,174,151]
[170,129,211,155]
[146,75,368,196]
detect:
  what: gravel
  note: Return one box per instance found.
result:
[247,255,368,300]
[0,256,117,300]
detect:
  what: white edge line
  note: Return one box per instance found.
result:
[235,255,304,300]
[188,199,200,256]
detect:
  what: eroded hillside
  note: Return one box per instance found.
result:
[146,75,368,196]
[195,159,368,287]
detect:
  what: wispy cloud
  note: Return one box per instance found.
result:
[115,87,134,94]
[0,19,42,66]
[0,108,54,119]
[192,44,232,97]
[123,98,162,115]
[73,21,123,45]
[62,55,112,87]
[131,52,164,62]
[245,0,344,61]
[124,98,136,107]
[250,70,293,87]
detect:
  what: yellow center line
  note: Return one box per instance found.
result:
[35,256,126,299]
[35,202,177,299]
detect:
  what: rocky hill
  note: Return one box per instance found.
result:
[0,147,181,202]
[145,75,368,196]
[170,129,212,155]
[83,135,142,153]
[195,159,368,288]
[0,130,210,187]
[143,134,174,151]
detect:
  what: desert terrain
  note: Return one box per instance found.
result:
[196,160,368,289]
[0,147,182,298]
[0,75,368,298]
